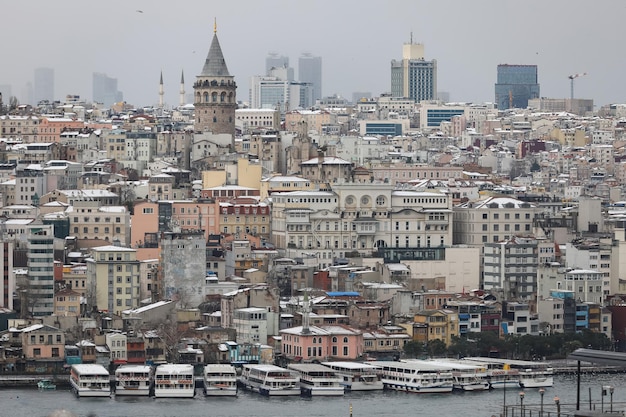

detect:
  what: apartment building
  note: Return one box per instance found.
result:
[86,246,140,316]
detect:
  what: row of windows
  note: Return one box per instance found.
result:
[73,217,122,223]
[482,212,530,220]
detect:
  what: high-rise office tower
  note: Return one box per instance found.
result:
[494,64,539,110]
[298,53,322,103]
[0,85,12,107]
[33,67,54,105]
[391,41,437,103]
[194,22,237,136]
[93,72,123,107]
[266,52,289,74]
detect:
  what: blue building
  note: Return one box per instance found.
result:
[494,64,540,110]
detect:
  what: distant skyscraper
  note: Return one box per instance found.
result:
[194,23,237,136]
[298,53,322,103]
[33,67,54,105]
[391,41,437,103]
[93,72,123,107]
[494,64,540,110]
[0,85,12,106]
[266,52,289,74]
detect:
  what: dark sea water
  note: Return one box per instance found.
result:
[2,374,626,417]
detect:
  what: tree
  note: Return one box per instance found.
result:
[403,341,425,358]
[156,318,191,363]
[426,339,447,357]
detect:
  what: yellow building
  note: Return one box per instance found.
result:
[62,264,88,297]
[86,246,140,316]
[201,158,262,190]
[413,309,458,347]
[549,127,588,147]
[54,287,81,317]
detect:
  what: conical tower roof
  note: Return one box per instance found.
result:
[200,33,230,77]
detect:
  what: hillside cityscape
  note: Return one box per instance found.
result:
[1,25,626,373]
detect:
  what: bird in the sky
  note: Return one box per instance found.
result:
[136,10,143,13]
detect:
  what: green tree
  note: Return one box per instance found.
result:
[427,339,447,357]
[403,341,425,358]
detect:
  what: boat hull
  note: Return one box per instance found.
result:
[301,386,345,396]
[519,376,554,388]
[455,382,490,391]
[154,388,195,398]
[114,387,150,396]
[204,387,238,397]
[489,380,520,389]
[383,382,453,393]
[259,387,300,396]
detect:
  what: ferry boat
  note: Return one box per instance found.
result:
[114,364,152,396]
[426,360,490,391]
[203,364,238,397]
[238,364,300,396]
[69,364,111,397]
[321,361,383,391]
[154,364,196,398]
[463,357,553,388]
[287,363,345,396]
[368,360,454,393]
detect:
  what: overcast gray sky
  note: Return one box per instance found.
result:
[2,0,625,108]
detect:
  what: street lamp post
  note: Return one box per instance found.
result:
[539,388,545,417]
[519,392,525,417]
[609,386,614,413]
[554,396,561,417]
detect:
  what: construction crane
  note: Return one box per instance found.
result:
[568,72,587,100]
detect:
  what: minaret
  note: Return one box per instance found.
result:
[179,70,186,107]
[302,291,311,334]
[159,71,164,108]
[193,19,237,136]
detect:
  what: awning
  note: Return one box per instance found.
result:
[568,348,626,366]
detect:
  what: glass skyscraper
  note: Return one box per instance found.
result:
[494,64,540,110]
[298,53,322,103]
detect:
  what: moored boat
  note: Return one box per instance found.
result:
[288,363,345,396]
[320,361,383,391]
[368,360,454,394]
[463,357,553,388]
[426,360,490,391]
[37,379,56,390]
[203,364,238,397]
[238,364,299,396]
[114,364,152,396]
[70,364,111,397]
[154,364,195,398]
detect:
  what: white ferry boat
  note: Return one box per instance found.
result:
[203,364,237,397]
[426,360,490,391]
[321,361,383,391]
[70,364,111,397]
[154,364,196,398]
[287,363,345,396]
[238,364,300,396]
[368,360,454,393]
[114,364,152,396]
[463,357,553,388]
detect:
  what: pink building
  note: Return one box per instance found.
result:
[131,201,159,248]
[21,324,65,362]
[280,324,363,361]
